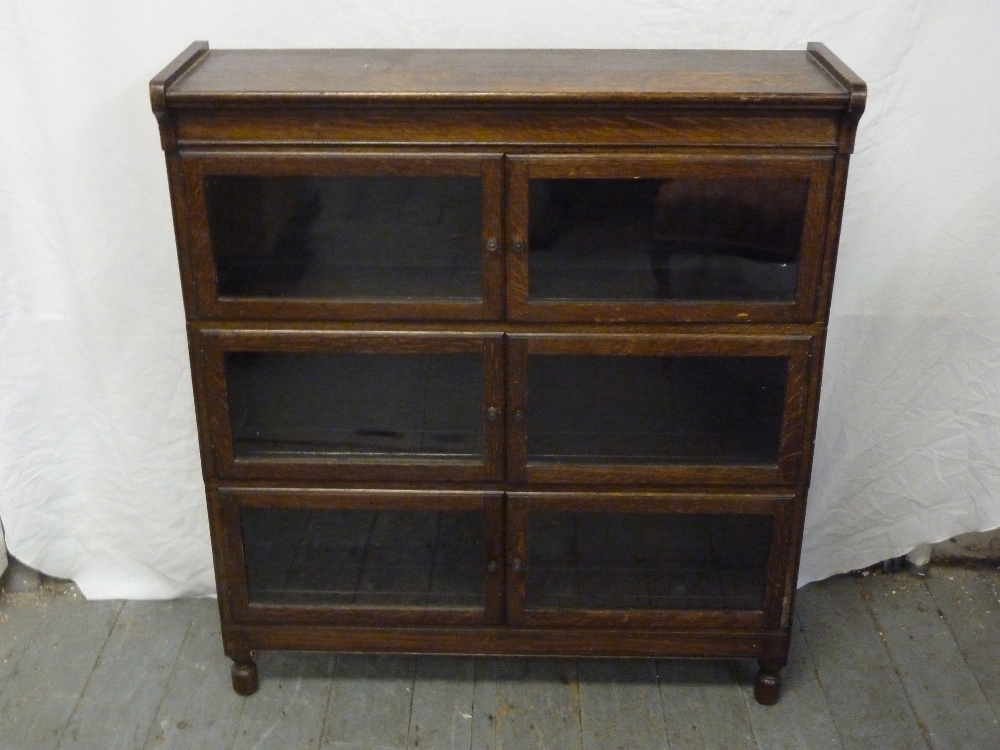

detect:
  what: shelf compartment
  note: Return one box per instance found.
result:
[215,488,504,625]
[505,491,794,628]
[182,153,504,320]
[196,329,504,482]
[506,155,833,323]
[507,333,812,484]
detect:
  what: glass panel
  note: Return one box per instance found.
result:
[528,178,807,302]
[205,176,482,299]
[226,352,483,460]
[526,512,770,611]
[242,507,485,607]
[527,355,787,465]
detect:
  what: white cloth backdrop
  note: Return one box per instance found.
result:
[1,1,998,598]
[0,520,6,580]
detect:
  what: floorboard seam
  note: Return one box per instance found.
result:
[0,595,40,708]
[139,608,198,750]
[793,609,853,750]
[54,599,126,750]
[922,569,1000,729]
[856,576,936,749]
[225,678,250,750]
[735,667,764,750]
[468,657,484,750]
[316,654,338,749]
[404,658,417,749]
[651,660,675,750]
[573,659,585,750]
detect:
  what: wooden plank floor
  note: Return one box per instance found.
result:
[1,567,999,750]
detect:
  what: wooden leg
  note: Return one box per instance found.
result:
[231,657,259,696]
[753,660,782,705]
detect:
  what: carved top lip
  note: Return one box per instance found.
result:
[151,43,864,114]
[150,40,209,117]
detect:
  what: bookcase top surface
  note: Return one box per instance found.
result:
[160,46,859,107]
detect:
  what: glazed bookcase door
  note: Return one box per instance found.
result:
[195,328,505,482]
[505,492,794,629]
[214,488,505,626]
[506,333,812,485]
[505,155,834,323]
[182,153,504,320]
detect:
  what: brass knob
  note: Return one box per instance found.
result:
[486,237,499,253]
[513,409,525,422]
[513,239,526,253]
[486,407,500,421]
[487,560,498,573]
[511,557,523,572]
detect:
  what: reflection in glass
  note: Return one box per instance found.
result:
[205,176,482,299]
[242,507,484,607]
[525,512,771,611]
[527,355,787,465]
[226,352,483,460]
[528,178,807,301]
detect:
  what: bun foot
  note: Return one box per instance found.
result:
[232,659,259,696]
[754,663,782,705]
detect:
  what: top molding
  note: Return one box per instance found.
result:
[151,43,865,112]
[806,42,867,123]
[150,43,866,154]
[150,40,210,118]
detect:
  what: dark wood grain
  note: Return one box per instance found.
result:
[807,43,867,120]
[167,48,848,102]
[152,43,865,702]
[174,109,844,151]
[223,621,789,659]
[149,40,209,149]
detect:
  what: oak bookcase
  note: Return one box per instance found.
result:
[151,43,865,704]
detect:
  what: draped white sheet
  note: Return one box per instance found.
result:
[1,1,998,598]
